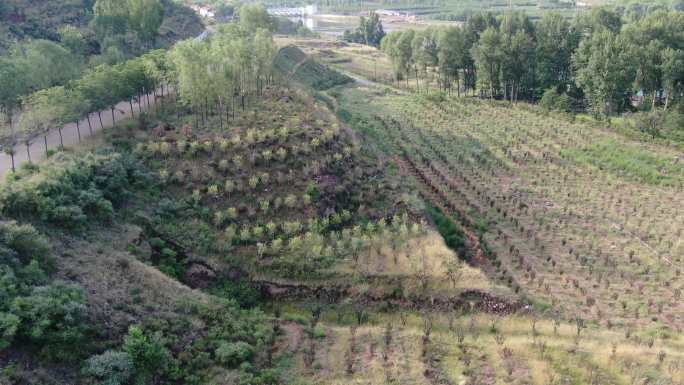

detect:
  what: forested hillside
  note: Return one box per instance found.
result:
[0,0,202,52]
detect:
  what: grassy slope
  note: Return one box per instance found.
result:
[274,45,354,91]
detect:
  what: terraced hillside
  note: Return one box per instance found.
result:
[122,81,510,304]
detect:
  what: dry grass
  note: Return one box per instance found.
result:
[330,230,494,291]
[279,306,684,385]
[54,223,208,337]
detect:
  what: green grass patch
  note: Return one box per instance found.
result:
[274,45,352,91]
[426,203,467,260]
[562,138,683,186]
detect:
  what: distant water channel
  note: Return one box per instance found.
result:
[288,13,461,37]
[287,14,359,36]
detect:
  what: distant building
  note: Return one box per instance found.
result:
[268,4,318,17]
[191,5,215,19]
[374,9,416,21]
[304,5,318,15]
[375,9,404,17]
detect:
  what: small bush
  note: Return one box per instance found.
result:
[83,350,134,385]
[426,205,466,260]
[212,276,261,309]
[539,88,572,113]
[122,325,171,384]
[313,324,326,339]
[215,341,254,367]
[0,312,20,349]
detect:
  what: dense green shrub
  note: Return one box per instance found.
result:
[0,220,87,358]
[146,238,185,279]
[539,88,573,113]
[10,282,87,359]
[0,150,149,229]
[426,204,466,260]
[83,350,135,385]
[212,276,261,309]
[122,325,172,384]
[201,300,272,345]
[0,312,20,349]
[84,301,277,384]
[194,298,273,374]
[0,221,52,270]
[84,326,174,385]
[215,341,255,367]
[157,247,185,279]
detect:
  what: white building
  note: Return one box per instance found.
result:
[304,5,318,15]
[268,4,318,17]
[191,5,215,19]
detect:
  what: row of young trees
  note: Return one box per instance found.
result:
[169,4,275,126]
[0,38,87,132]
[0,0,166,127]
[380,7,684,116]
[0,0,173,171]
[0,4,277,172]
[0,50,172,171]
[0,49,169,172]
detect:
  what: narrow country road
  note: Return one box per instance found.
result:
[0,25,211,179]
[0,91,163,178]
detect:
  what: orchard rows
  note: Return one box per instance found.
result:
[138,91,428,277]
[375,95,683,330]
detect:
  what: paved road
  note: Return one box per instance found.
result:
[0,92,163,177]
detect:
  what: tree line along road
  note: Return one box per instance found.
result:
[0,90,163,178]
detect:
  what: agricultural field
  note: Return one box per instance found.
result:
[274,304,684,385]
[283,56,684,385]
[2,4,684,383]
